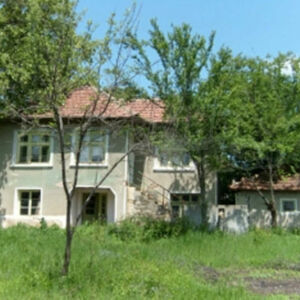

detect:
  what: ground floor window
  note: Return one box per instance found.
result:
[82,193,107,223]
[281,199,297,212]
[19,190,41,216]
[170,193,200,218]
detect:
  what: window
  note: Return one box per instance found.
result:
[171,193,200,218]
[19,190,41,216]
[72,130,108,166]
[281,199,297,212]
[154,147,193,170]
[14,131,52,166]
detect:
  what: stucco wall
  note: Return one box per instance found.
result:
[127,151,217,224]
[235,191,300,228]
[0,123,127,227]
[0,123,217,227]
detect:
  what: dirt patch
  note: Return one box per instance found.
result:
[193,265,221,283]
[197,265,300,295]
[201,266,220,283]
[246,277,300,295]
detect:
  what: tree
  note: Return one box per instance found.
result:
[0,0,140,275]
[129,21,242,225]
[228,54,300,227]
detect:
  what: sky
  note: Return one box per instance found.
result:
[77,0,300,58]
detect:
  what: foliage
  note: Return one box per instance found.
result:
[129,21,246,224]
[0,0,141,275]
[107,216,192,242]
[229,54,300,173]
[1,225,300,298]
[226,54,300,227]
[0,0,98,114]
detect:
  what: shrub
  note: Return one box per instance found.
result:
[107,216,192,242]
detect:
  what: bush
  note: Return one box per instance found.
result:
[107,216,192,242]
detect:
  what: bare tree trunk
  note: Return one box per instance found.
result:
[52,107,75,276]
[195,156,208,227]
[62,199,73,276]
[268,162,277,228]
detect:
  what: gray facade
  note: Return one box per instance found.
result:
[0,122,217,227]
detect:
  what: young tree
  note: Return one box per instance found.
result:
[228,54,300,227]
[0,0,140,275]
[129,21,242,225]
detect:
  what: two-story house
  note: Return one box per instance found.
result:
[0,87,217,228]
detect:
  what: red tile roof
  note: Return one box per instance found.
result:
[58,86,165,123]
[230,175,300,192]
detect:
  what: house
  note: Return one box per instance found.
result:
[0,87,217,228]
[228,175,300,229]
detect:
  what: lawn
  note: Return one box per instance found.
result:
[0,222,300,299]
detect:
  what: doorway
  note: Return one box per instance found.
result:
[82,193,107,223]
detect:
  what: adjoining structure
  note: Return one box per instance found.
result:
[228,175,300,229]
[0,87,217,228]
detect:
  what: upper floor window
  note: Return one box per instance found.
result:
[12,131,53,167]
[154,147,194,171]
[158,150,191,168]
[71,129,108,167]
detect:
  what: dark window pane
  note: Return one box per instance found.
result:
[20,135,28,142]
[182,194,190,202]
[42,135,49,142]
[283,201,295,212]
[31,192,40,200]
[101,197,107,219]
[172,205,180,218]
[41,146,49,162]
[21,208,29,215]
[191,194,199,202]
[19,146,28,163]
[21,192,30,200]
[31,146,40,162]
[21,199,29,207]
[85,194,97,215]
[171,194,180,202]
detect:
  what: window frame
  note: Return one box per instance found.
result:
[170,192,201,218]
[70,129,109,168]
[153,147,195,172]
[280,198,298,213]
[14,188,43,217]
[12,130,54,168]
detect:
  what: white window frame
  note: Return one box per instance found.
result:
[70,129,109,168]
[11,130,54,168]
[280,198,298,213]
[153,147,195,172]
[14,187,43,217]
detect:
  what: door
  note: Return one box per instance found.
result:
[82,193,107,223]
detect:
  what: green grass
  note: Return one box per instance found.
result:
[0,223,300,299]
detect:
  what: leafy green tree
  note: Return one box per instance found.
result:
[229,54,300,227]
[0,0,139,275]
[129,21,242,225]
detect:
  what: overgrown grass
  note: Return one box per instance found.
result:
[0,220,300,299]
